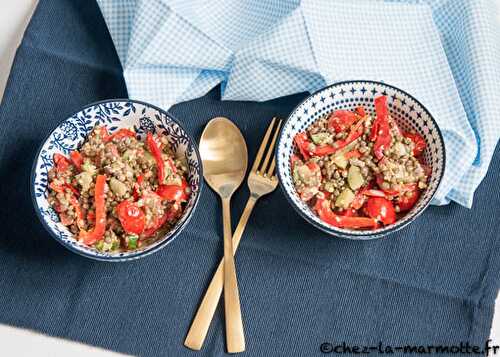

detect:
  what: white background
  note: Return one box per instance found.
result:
[0,1,498,356]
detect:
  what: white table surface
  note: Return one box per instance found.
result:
[0,1,498,356]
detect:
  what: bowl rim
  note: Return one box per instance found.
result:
[30,98,204,261]
[275,80,446,240]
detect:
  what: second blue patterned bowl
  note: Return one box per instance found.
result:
[276,81,446,240]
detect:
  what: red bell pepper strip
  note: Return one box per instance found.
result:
[294,132,311,160]
[314,197,378,229]
[70,151,83,171]
[66,184,80,198]
[69,195,85,229]
[344,149,362,159]
[403,132,426,156]
[355,106,366,117]
[312,145,337,156]
[116,200,145,235]
[132,175,144,201]
[157,178,190,202]
[328,110,358,133]
[371,96,392,160]
[53,153,72,173]
[103,128,136,143]
[79,174,107,245]
[146,132,165,184]
[87,211,95,223]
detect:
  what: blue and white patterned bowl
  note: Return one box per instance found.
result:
[276,81,446,239]
[31,99,203,261]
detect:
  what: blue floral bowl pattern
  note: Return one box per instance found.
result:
[31,99,202,261]
[276,81,446,240]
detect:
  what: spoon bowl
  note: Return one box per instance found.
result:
[200,118,248,197]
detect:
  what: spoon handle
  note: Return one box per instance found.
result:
[221,197,245,353]
[184,196,256,351]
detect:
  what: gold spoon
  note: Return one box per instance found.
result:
[197,117,247,353]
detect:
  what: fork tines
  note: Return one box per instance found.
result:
[251,117,282,178]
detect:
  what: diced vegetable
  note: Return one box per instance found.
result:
[347,165,364,190]
[332,154,348,169]
[122,149,136,162]
[310,132,332,145]
[393,142,408,157]
[294,161,322,202]
[335,188,355,209]
[142,151,156,166]
[76,171,93,192]
[81,161,96,174]
[127,235,139,249]
[355,106,366,117]
[109,177,128,197]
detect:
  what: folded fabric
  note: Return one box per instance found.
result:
[96,0,500,208]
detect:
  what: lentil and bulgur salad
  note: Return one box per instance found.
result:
[292,95,429,230]
[48,126,190,251]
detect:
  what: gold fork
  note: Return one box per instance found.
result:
[184,118,282,351]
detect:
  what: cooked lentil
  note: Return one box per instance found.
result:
[48,126,190,251]
[292,96,429,230]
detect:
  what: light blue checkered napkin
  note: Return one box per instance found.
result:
[96,0,500,208]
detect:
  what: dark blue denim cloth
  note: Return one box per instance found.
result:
[0,1,498,356]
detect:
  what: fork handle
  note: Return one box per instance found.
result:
[184,196,257,351]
